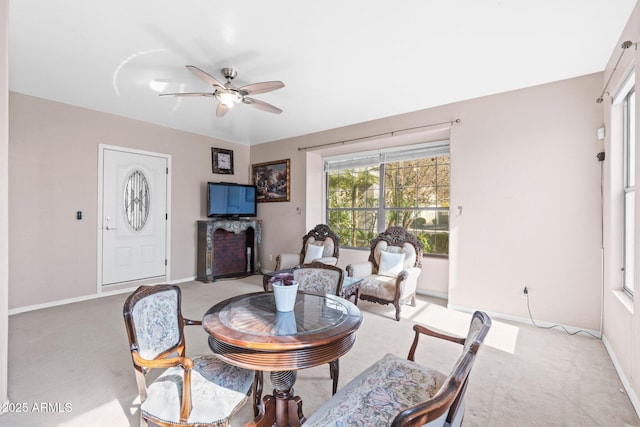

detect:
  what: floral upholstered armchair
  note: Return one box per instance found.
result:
[346,226,423,321]
[122,285,257,427]
[304,311,492,427]
[274,224,340,271]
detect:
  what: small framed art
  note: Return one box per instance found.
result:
[212,148,234,174]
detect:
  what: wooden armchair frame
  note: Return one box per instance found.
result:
[303,311,492,427]
[392,311,492,426]
[275,224,340,270]
[347,226,424,320]
[123,285,194,425]
[123,284,258,427]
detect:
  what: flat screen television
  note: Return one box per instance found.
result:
[207,182,257,218]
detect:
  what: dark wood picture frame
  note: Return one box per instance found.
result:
[252,159,290,202]
[212,148,234,175]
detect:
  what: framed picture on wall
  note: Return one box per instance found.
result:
[252,159,290,202]
[212,148,234,174]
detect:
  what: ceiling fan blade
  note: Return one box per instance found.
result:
[244,97,283,114]
[239,81,285,95]
[159,92,214,97]
[216,103,230,117]
[186,65,225,88]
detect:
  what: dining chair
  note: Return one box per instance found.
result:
[260,262,345,395]
[123,284,257,427]
[303,311,492,427]
[293,262,344,394]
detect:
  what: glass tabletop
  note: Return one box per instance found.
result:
[203,291,363,370]
[218,292,351,337]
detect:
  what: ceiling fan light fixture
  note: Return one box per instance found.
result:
[149,79,169,92]
[216,89,242,107]
[164,66,283,115]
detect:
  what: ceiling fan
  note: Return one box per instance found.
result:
[160,65,285,117]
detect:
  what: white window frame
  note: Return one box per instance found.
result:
[615,71,635,297]
[324,141,450,255]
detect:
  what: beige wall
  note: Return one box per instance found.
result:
[252,73,604,331]
[601,1,640,414]
[1,0,9,404]
[8,93,250,309]
[449,75,604,329]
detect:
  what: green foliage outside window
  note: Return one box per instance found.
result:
[327,155,450,255]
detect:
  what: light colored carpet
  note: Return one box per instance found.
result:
[1,275,639,426]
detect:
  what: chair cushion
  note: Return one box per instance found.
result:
[307,236,336,258]
[303,243,325,264]
[378,250,405,277]
[359,275,397,300]
[373,241,417,271]
[304,353,446,426]
[141,355,253,426]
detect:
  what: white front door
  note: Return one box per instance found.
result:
[101,147,168,285]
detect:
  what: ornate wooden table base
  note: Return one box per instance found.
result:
[249,371,305,427]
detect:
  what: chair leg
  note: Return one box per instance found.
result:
[252,371,264,417]
[329,359,339,395]
[394,303,401,321]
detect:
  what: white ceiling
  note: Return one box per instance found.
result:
[8,1,637,145]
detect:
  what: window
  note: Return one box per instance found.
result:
[623,86,635,296]
[325,142,450,255]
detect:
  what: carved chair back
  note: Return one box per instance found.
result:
[301,224,341,260]
[368,226,424,273]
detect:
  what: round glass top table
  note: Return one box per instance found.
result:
[202,291,362,427]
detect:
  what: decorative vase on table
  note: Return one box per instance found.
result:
[272,280,299,312]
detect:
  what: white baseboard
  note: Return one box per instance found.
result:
[447,303,602,338]
[602,334,640,419]
[8,276,196,315]
[416,289,448,300]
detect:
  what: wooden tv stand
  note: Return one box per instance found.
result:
[196,219,262,282]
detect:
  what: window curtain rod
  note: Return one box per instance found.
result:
[596,40,636,104]
[297,119,460,152]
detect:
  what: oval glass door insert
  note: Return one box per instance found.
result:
[123,169,150,232]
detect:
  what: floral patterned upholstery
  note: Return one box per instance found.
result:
[305,312,492,427]
[141,355,254,426]
[304,353,446,427]
[358,274,398,301]
[123,285,255,427]
[293,266,342,296]
[131,289,180,360]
